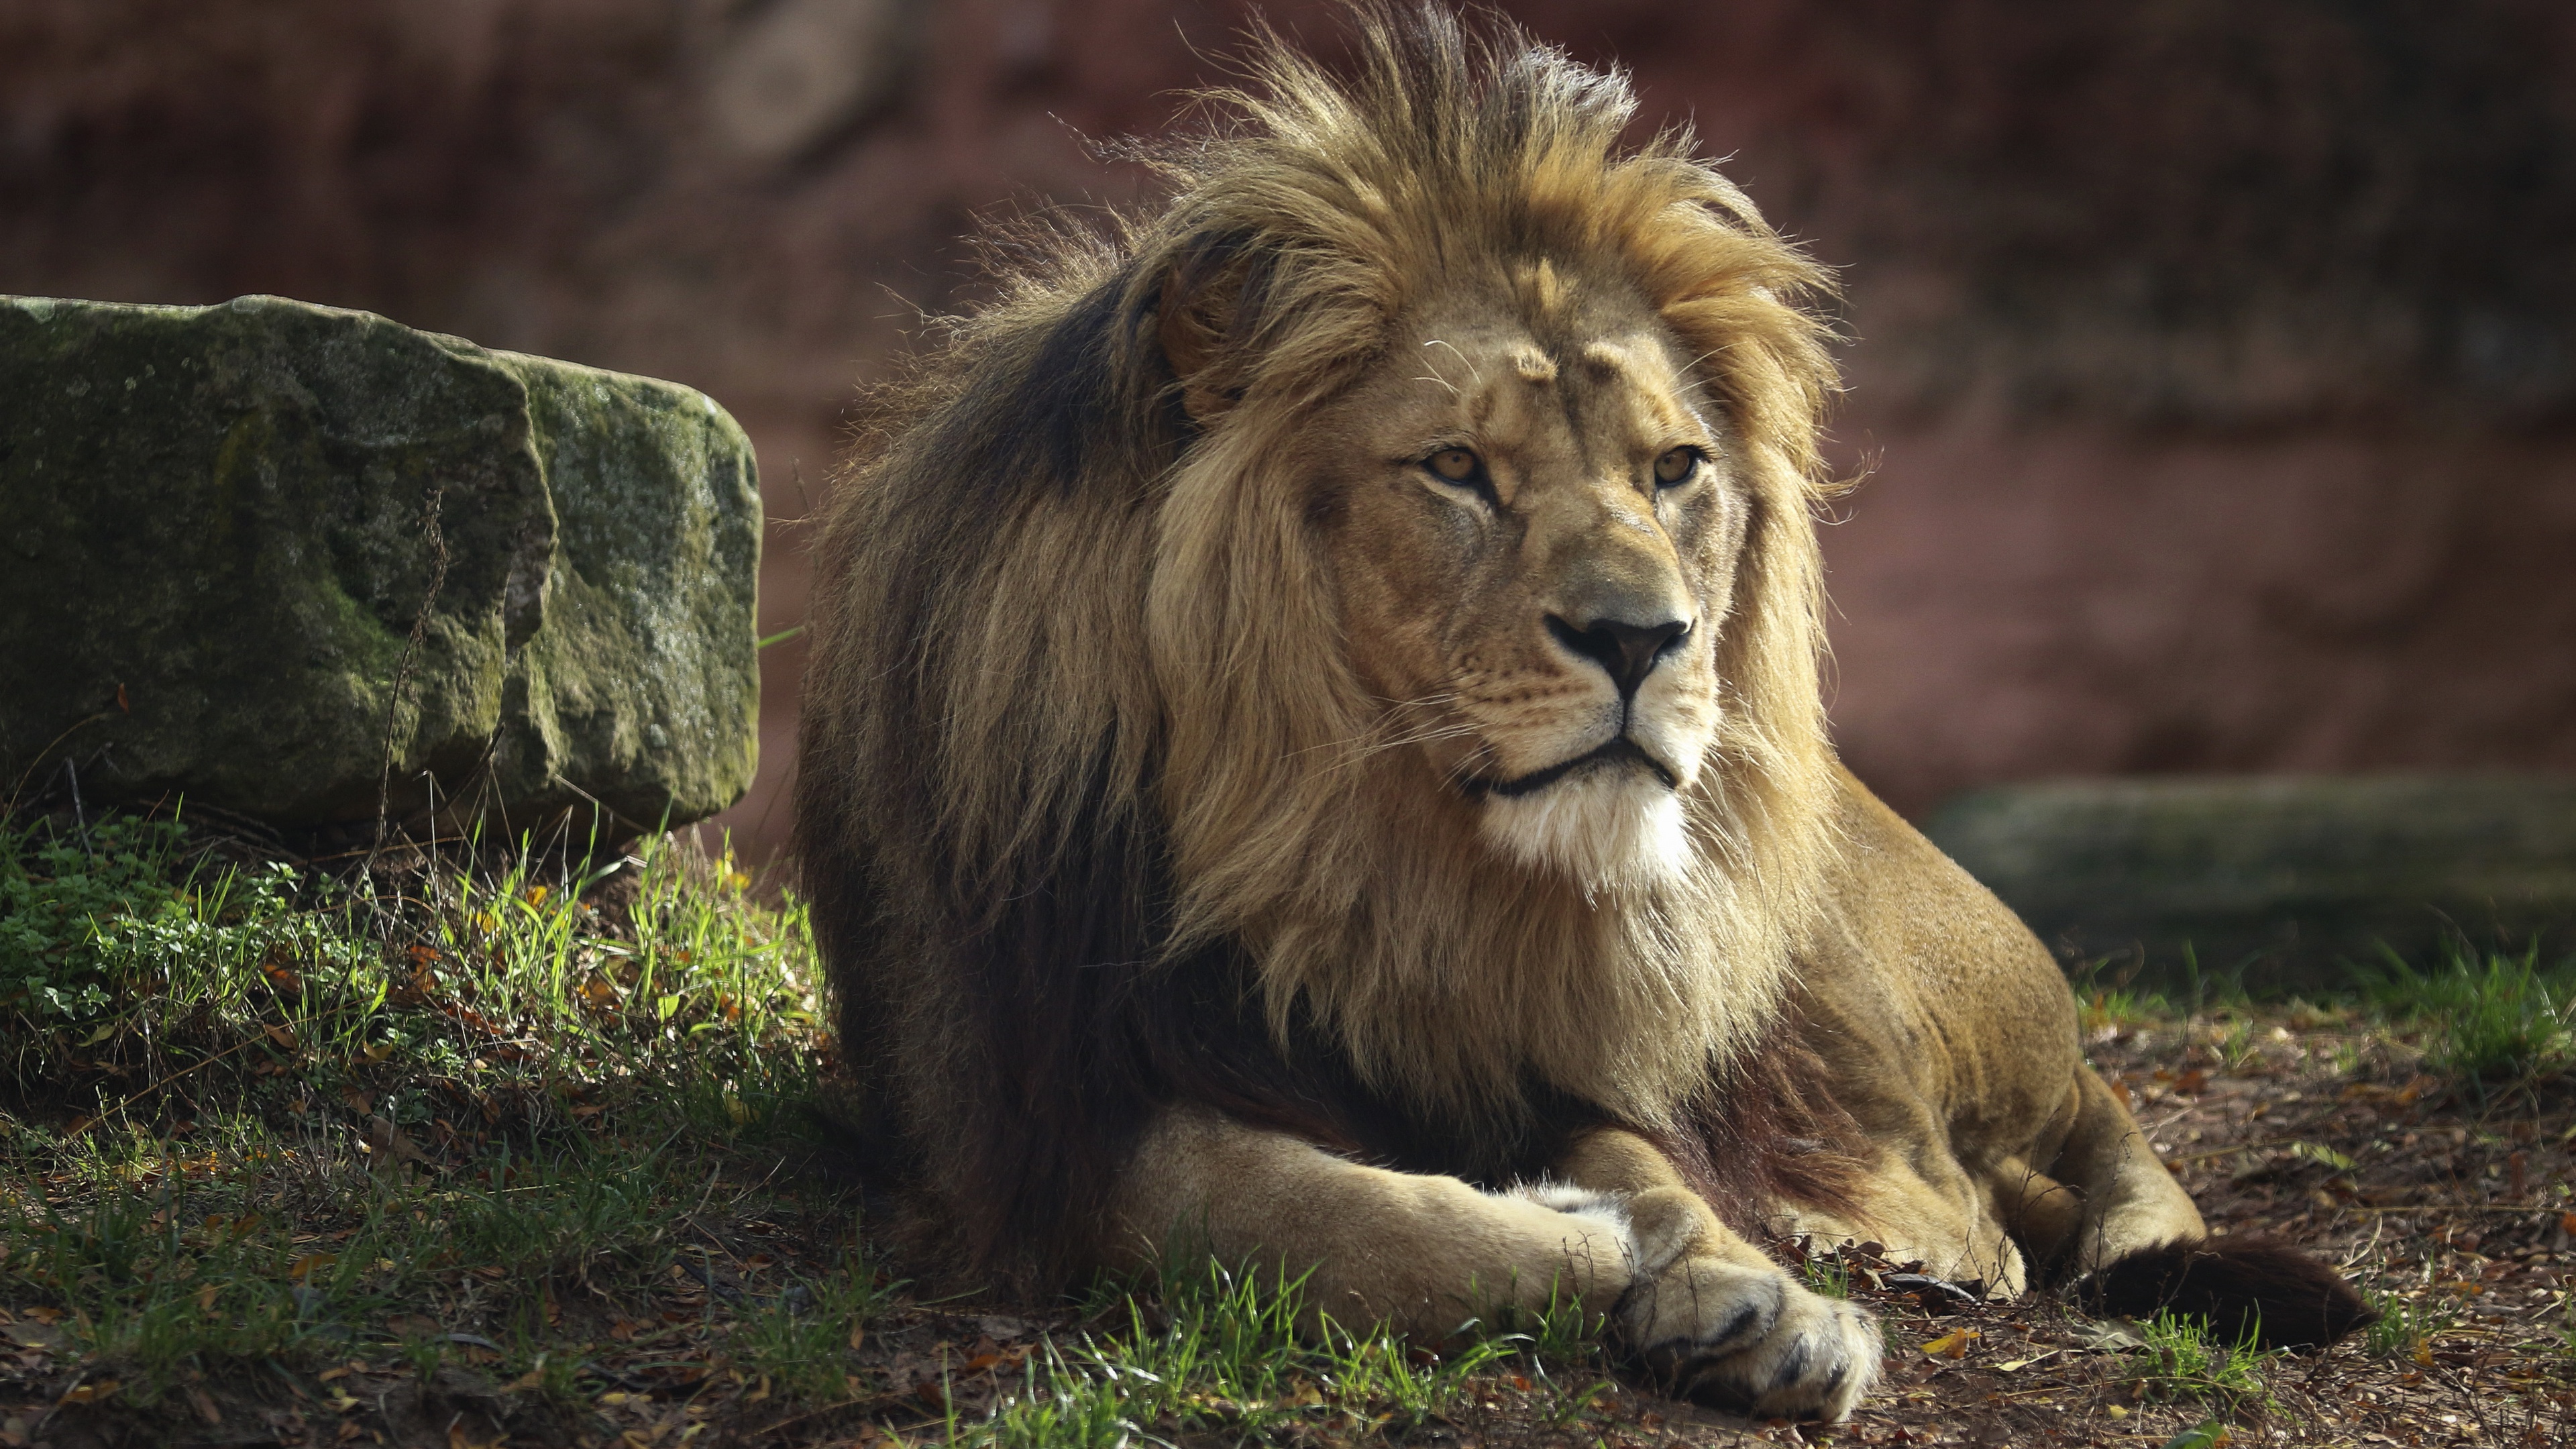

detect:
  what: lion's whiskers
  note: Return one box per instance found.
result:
[1285,691,1464,757]
[1303,694,1487,777]
[1424,337,1483,388]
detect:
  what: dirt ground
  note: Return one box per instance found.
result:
[8,1006,2570,1449]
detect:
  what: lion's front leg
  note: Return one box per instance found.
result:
[1108,1105,1636,1340]
[1558,1129,1880,1422]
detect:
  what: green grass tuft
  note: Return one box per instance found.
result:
[966,1258,1607,1448]
[730,1248,898,1403]
[2125,1308,2275,1415]
[2361,1279,2457,1362]
[2363,941,2576,1089]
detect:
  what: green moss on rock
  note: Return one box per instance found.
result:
[0,294,758,838]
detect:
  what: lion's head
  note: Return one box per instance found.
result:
[1252,263,1768,892]
[797,1,1845,1273]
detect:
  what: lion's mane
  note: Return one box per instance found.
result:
[795,2,1850,1288]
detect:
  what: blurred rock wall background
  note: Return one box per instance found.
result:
[7,0,2571,862]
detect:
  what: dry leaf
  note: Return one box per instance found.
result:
[2290,1141,2358,1173]
[1920,1328,1979,1358]
[2073,1319,2149,1351]
[58,1381,119,1405]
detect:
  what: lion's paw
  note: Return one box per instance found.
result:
[1618,1258,1880,1421]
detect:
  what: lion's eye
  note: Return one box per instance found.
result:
[1654,447,1700,487]
[1426,447,1482,484]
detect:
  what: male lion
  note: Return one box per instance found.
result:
[794,3,2369,1421]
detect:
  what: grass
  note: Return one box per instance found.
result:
[2361,1278,2457,1363]
[2070,954,2175,1037]
[1798,1248,1851,1300]
[2124,1309,2275,1415]
[968,1260,1607,1448]
[0,804,837,1419]
[0,806,1619,1445]
[2077,931,2576,1099]
[729,1248,894,1403]
[8,804,2567,1446]
[2363,941,2576,1089]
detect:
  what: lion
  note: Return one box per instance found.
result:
[792,2,2370,1421]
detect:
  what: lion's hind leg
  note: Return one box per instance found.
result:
[2008,1067,2373,1349]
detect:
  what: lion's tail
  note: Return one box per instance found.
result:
[2084,1234,2375,1349]
[2024,1067,2375,1350]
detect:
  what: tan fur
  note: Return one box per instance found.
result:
[797,3,2252,1423]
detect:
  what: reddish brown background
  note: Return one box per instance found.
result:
[7,0,2571,863]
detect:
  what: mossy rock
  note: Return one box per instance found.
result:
[1927,775,2576,996]
[0,294,759,841]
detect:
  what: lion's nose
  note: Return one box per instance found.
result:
[1546,612,1689,698]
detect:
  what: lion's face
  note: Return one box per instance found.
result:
[1309,266,1750,890]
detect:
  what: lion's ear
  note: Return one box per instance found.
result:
[1155,242,1250,421]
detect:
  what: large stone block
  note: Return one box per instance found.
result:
[1926,776,2576,996]
[1,294,759,841]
